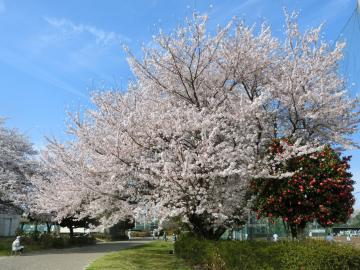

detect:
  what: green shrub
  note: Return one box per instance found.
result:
[175,235,215,266]
[68,235,96,246]
[1,233,96,255]
[50,237,67,248]
[175,236,360,270]
[130,230,151,237]
[92,233,112,241]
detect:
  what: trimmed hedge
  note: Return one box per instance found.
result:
[21,234,96,249]
[175,236,360,270]
[130,230,151,237]
[0,234,96,256]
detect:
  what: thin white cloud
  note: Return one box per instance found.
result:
[44,16,131,46]
[231,0,262,14]
[0,0,6,14]
[0,47,88,99]
[208,0,265,25]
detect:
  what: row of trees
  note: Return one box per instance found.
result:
[0,120,98,237]
[1,12,359,239]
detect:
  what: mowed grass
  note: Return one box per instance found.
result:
[0,239,11,256]
[0,238,16,256]
[86,241,192,270]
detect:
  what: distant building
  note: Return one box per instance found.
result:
[0,203,22,236]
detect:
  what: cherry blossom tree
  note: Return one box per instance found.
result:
[0,118,38,208]
[28,139,136,232]
[38,13,359,239]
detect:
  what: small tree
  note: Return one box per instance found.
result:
[59,216,98,238]
[252,141,355,239]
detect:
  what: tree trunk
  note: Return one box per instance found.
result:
[188,213,226,240]
[32,221,39,240]
[248,213,254,240]
[289,223,306,240]
[297,226,305,240]
[34,221,38,233]
[46,222,52,233]
[68,226,74,238]
[282,220,290,238]
[290,224,298,240]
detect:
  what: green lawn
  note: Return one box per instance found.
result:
[0,240,11,256]
[86,241,192,270]
[0,237,17,256]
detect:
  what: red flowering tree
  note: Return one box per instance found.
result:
[251,141,355,239]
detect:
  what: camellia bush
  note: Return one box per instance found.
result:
[252,140,355,238]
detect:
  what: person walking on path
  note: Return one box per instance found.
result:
[127,230,132,240]
[12,236,24,255]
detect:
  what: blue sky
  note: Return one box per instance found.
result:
[1,0,360,205]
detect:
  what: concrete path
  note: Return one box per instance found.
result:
[0,239,149,270]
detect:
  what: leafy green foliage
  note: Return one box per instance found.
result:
[24,234,96,248]
[175,236,360,270]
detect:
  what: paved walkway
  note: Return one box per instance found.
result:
[0,239,149,270]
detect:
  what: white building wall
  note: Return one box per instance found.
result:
[59,227,90,234]
[0,214,21,236]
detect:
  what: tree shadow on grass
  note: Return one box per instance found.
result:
[19,240,151,256]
